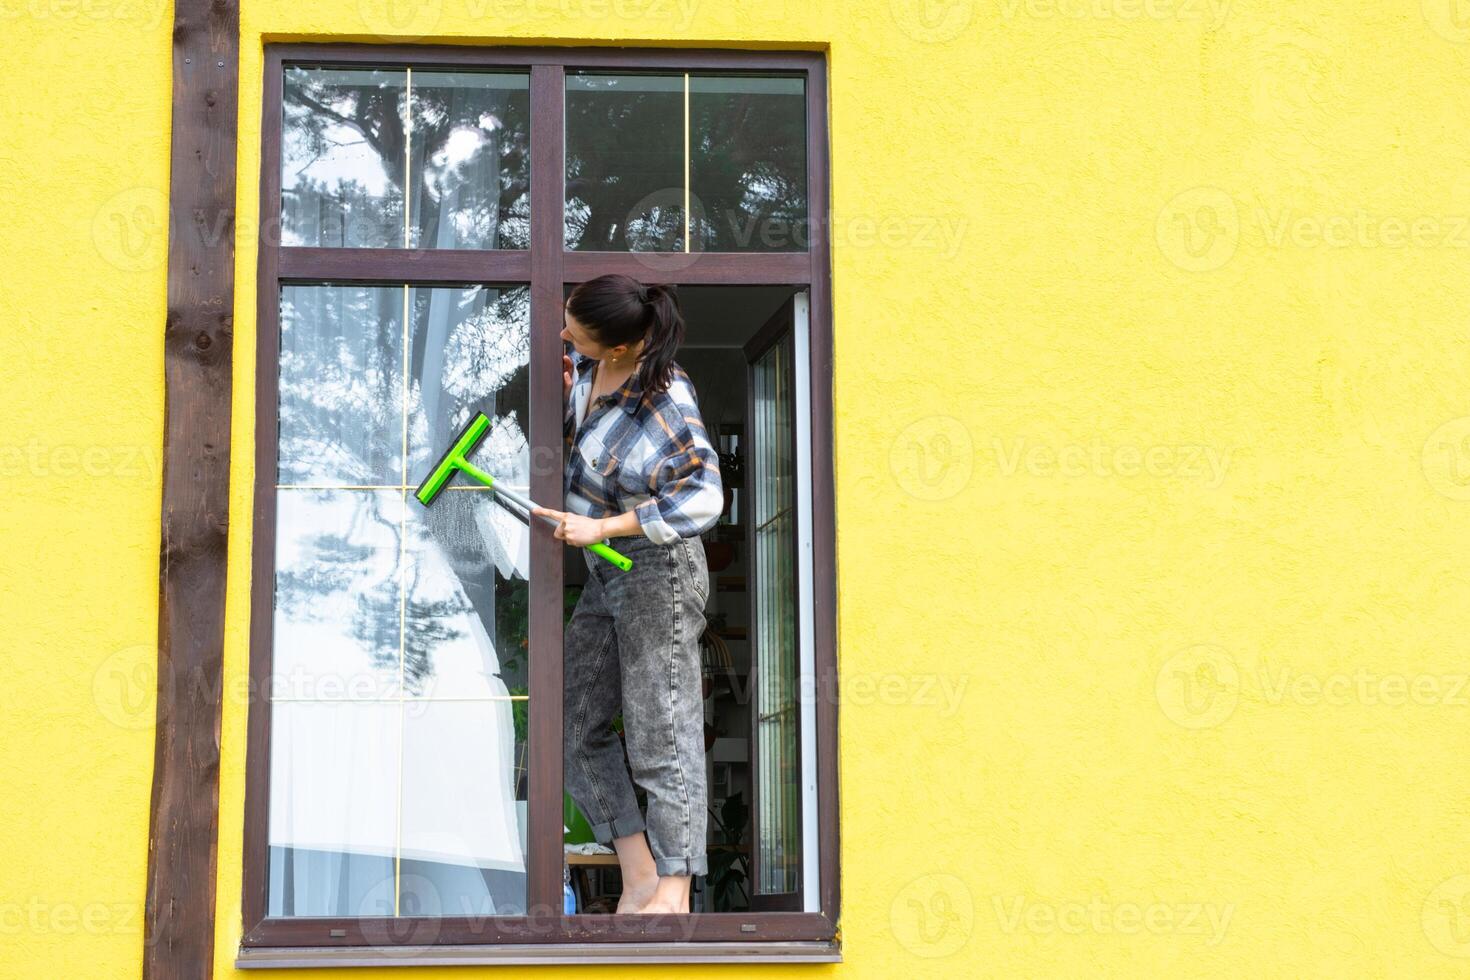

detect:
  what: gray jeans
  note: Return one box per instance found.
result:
[563,532,711,877]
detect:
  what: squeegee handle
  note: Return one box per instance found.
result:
[457,460,634,572]
[584,541,635,572]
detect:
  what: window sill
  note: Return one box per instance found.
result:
[235,940,842,968]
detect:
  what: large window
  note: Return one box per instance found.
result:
[243,43,835,966]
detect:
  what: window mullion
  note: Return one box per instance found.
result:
[684,70,690,252]
[526,61,567,921]
[404,67,412,248]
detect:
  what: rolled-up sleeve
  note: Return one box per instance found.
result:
[633,403,724,544]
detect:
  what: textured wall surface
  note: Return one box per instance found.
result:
[5,1,1470,976]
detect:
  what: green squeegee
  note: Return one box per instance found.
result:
[414,412,634,572]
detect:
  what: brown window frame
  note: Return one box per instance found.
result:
[240,41,838,967]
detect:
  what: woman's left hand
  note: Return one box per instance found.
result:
[531,507,607,548]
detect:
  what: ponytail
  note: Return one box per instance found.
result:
[635,283,684,396]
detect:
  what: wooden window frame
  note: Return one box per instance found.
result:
[238,41,837,966]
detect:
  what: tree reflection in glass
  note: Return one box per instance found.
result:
[268,283,533,919]
[565,72,806,253]
[281,66,529,250]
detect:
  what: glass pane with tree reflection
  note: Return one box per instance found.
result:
[689,75,806,252]
[564,72,807,253]
[282,66,528,250]
[268,283,534,918]
[565,73,685,251]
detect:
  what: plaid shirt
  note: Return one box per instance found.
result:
[563,348,725,544]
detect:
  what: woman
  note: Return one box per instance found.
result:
[531,274,723,915]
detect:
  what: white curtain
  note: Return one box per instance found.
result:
[270,70,532,917]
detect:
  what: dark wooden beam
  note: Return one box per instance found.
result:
[145,2,240,976]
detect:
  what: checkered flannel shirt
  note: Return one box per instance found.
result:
[563,348,725,544]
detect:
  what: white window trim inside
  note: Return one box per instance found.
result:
[795,289,820,913]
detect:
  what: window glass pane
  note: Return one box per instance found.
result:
[689,75,807,252]
[565,73,685,250]
[273,489,405,700]
[752,334,800,896]
[408,71,530,250]
[405,285,531,483]
[268,282,531,919]
[278,283,406,486]
[268,700,399,917]
[399,700,526,916]
[282,67,408,249]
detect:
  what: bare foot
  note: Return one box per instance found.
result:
[629,874,690,914]
[616,880,658,914]
[632,901,685,915]
[610,831,661,913]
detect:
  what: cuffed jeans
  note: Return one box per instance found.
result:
[563,532,711,877]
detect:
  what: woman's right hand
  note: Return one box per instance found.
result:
[563,353,574,400]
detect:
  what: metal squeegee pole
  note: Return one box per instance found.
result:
[460,457,634,573]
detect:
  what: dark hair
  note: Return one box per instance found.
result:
[565,273,684,396]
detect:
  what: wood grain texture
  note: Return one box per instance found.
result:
[145,2,240,976]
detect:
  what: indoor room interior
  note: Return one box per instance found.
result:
[561,283,806,915]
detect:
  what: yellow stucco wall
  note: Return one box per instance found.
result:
[7,1,1470,976]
